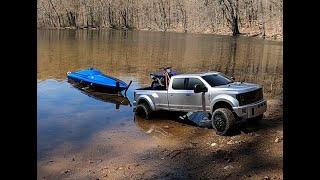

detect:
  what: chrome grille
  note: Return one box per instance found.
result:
[237,88,263,106]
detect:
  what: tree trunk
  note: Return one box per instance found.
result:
[232,18,240,35]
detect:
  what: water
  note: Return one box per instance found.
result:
[37,29,282,160]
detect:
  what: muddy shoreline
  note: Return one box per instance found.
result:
[38,95,283,179]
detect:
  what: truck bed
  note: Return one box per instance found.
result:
[136,86,167,91]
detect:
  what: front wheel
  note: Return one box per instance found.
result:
[212,108,236,136]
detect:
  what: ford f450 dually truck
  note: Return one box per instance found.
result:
[133,71,267,135]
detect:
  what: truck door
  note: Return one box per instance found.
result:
[184,78,209,111]
[168,78,188,111]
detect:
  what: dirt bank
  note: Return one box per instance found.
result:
[38,97,283,179]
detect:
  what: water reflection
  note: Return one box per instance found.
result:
[37,79,134,159]
[68,80,131,110]
[38,29,282,98]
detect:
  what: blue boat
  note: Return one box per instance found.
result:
[67,68,131,93]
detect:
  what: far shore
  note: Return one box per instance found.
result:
[37,27,283,42]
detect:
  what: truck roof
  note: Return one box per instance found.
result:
[173,71,220,78]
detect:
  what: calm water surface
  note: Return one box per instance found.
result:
[37,29,282,160]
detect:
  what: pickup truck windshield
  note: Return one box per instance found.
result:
[202,74,233,87]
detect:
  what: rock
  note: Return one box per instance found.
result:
[101,167,108,171]
[223,165,234,170]
[163,125,169,129]
[64,169,70,174]
[248,132,260,137]
[227,140,244,145]
[227,140,233,145]
[275,137,282,143]
[115,167,123,170]
[72,158,75,161]
[263,176,270,180]
[210,143,217,147]
[146,127,154,134]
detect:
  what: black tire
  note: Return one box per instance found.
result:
[135,102,153,120]
[247,114,263,124]
[212,108,236,136]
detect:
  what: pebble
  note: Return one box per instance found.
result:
[223,165,234,170]
[227,140,245,145]
[210,143,217,147]
[264,176,270,180]
[64,169,70,174]
[274,137,282,143]
[248,132,260,137]
[146,128,154,134]
[163,125,169,129]
[227,141,233,145]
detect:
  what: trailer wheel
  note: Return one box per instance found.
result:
[135,102,152,120]
[212,108,236,136]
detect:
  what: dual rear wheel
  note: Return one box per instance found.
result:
[135,102,152,120]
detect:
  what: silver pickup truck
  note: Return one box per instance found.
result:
[133,71,267,135]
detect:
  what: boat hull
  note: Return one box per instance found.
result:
[67,68,127,92]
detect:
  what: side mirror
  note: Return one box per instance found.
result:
[194,84,208,93]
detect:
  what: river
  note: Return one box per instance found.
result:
[37,29,283,179]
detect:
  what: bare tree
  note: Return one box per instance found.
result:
[219,0,240,35]
[37,0,282,39]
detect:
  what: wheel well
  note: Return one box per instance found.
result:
[138,99,149,106]
[212,101,233,112]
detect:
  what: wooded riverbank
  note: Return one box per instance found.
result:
[37,0,282,41]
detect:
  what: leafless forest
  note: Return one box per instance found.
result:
[37,0,282,40]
